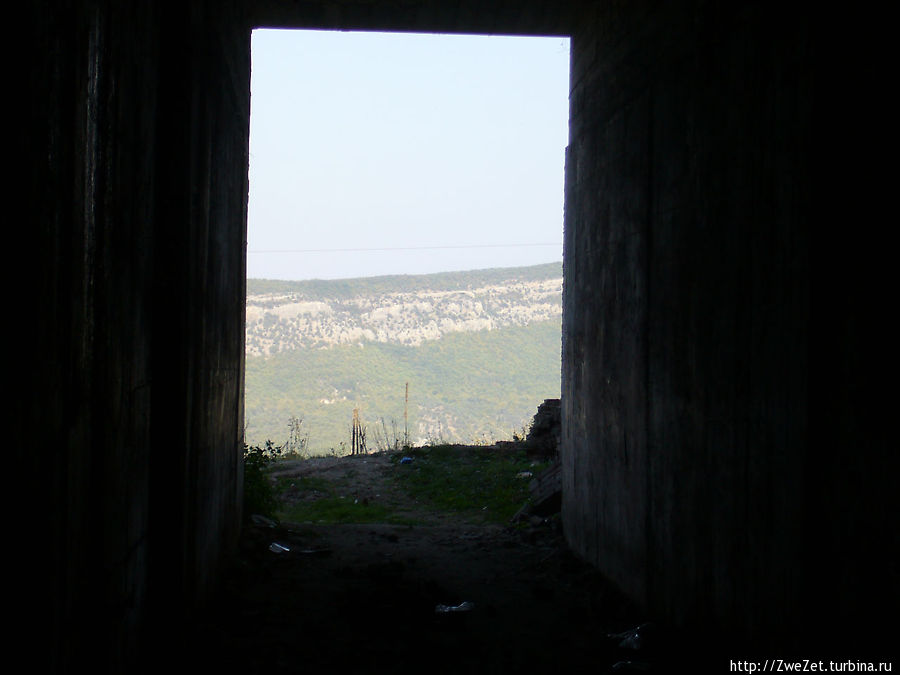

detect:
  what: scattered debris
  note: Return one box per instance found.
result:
[608,622,656,650]
[268,542,290,554]
[511,460,562,522]
[516,470,533,479]
[199,446,665,673]
[435,601,475,613]
[528,461,561,515]
[611,661,653,672]
[400,456,414,465]
[251,514,278,528]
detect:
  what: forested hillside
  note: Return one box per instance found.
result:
[244,263,562,453]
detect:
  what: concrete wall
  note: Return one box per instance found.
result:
[561,1,892,653]
[248,0,576,34]
[15,1,249,671]
[148,0,250,654]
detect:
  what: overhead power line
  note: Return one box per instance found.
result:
[248,242,562,254]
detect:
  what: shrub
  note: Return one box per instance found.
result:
[243,440,282,520]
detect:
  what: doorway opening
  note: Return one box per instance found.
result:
[244,29,570,459]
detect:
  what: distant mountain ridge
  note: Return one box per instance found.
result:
[246,262,562,298]
[244,263,562,452]
[245,262,562,355]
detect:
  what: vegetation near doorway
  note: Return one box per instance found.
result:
[260,443,550,527]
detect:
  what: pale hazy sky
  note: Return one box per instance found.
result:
[247,29,571,281]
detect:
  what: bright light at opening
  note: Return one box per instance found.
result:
[248,29,570,281]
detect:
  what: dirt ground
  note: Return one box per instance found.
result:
[185,450,676,674]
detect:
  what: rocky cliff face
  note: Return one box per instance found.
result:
[246,275,562,357]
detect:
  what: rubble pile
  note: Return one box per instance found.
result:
[525,398,561,459]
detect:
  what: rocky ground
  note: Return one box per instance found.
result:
[182,450,689,674]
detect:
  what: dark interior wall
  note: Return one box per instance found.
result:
[149,0,250,640]
[808,32,899,650]
[562,0,819,649]
[16,1,249,671]
[16,3,160,670]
